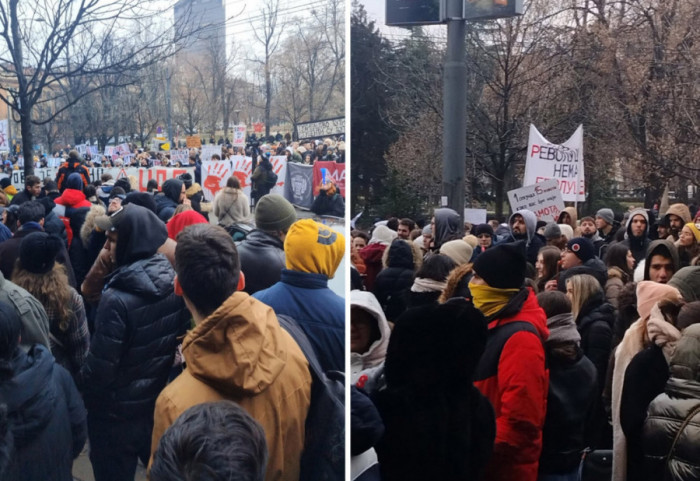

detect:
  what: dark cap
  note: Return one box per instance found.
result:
[94,205,129,232]
[472,241,527,289]
[566,237,595,263]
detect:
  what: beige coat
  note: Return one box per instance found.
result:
[150,292,311,481]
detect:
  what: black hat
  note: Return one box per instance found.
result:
[474,223,494,237]
[19,232,63,274]
[566,237,595,263]
[123,192,157,214]
[0,178,11,189]
[178,173,193,189]
[472,241,527,289]
[114,177,132,193]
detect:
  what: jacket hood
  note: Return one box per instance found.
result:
[114,204,168,266]
[80,204,106,245]
[668,323,700,382]
[56,188,90,208]
[359,242,387,263]
[351,290,391,370]
[182,292,288,396]
[625,208,649,239]
[382,239,417,270]
[644,239,680,280]
[433,208,463,249]
[668,266,700,303]
[509,209,537,245]
[490,288,550,341]
[665,203,691,224]
[161,179,183,204]
[558,207,578,230]
[107,253,174,297]
[185,183,202,197]
[0,345,55,448]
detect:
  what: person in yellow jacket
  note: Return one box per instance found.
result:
[150,224,311,481]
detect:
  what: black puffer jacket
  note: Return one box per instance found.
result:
[79,205,188,419]
[374,240,416,321]
[576,292,614,394]
[236,229,285,295]
[643,324,700,481]
[1,345,87,481]
[154,179,183,222]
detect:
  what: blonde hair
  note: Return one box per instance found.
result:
[567,274,601,320]
[173,204,193,217]
[12,262,73,330]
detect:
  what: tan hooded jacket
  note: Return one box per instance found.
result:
[150,292,311,481]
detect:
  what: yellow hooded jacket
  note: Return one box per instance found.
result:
[150,292,311,481]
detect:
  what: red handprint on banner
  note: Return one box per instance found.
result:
[204,162,229,198]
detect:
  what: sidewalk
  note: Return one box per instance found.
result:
[72,447,147,481]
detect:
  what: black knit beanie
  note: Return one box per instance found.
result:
[474,223,494,237]
[19,232,63,274]
[472,241,527,289]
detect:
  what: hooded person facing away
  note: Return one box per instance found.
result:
[79,204,189,481]
[155,178,185,223]
[432,208,463,251]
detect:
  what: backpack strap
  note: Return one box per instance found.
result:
[474,321,541,381]
[277,314,324,380]
[664,402,700,481]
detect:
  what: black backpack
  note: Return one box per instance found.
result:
[276,314,345,481]
[265,169,278,187]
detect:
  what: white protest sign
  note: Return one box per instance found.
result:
[233,125,246,148]
[200,145,221,162]
[464,208,487,225]
[201,160,234,201]
[269,155,287,196]
[229,156,253,197]
[0,120,9,151]
[508,178,565,222]
[523,124,584,202]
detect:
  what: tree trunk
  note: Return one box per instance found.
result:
[265,61,272,138]
[20,104,34,176]
[494,177,505,220]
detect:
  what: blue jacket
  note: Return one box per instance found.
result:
[254,269,344,372]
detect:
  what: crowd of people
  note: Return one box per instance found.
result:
[1,135,345,173]
[350,204,700,481]
[0,149,346,481]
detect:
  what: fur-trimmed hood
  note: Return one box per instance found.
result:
[79,203,106,245]
[381,238,422,271]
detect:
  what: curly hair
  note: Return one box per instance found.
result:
[12,261,73,331]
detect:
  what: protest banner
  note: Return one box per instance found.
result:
[231,155,254,198]
[186,135,201,148]
[285,163,314,209]
[200,145,221,162]
[313,161,345,197]
[523,124,584,202]
[464,208,487,225]
[0,120,9,151]
[169,150,189,165]
[103,146,115,157]
[115,143,131,156]
[202,160,234,201]
[1,166,194,193]
[508,178,565,222]
[75,144,87,155]
[269,156,287,196]
[253,122,264,133]
[233,125,246,148]
[296,117,344,140]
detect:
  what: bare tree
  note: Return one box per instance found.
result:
[250,0,282,138]
[0,0,192,174]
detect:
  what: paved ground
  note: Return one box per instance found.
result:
[72,444,147,481]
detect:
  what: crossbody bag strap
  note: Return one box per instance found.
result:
[665,402,700,481]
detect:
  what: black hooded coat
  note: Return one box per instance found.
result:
[0,345,87,481]
[154,179,182,223]
[78,205,189,419]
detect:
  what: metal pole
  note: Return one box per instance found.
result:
[166,67,174,149]
[442,0,467,221]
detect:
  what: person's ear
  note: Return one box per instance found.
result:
[237,271,245,291]
[174,275,183,296]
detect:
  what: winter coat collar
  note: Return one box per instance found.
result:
[280,268,328,288]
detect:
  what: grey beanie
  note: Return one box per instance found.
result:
[422,224,432,236]
[255,194,296,232]
[596,208,614,226]
[543,222,561,240]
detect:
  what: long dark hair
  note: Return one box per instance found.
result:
[0,302,21,382]
[605,242,633,278]
[536,246,561,290]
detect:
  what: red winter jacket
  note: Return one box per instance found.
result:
[474,288,549,481]
[55,189,91,209]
